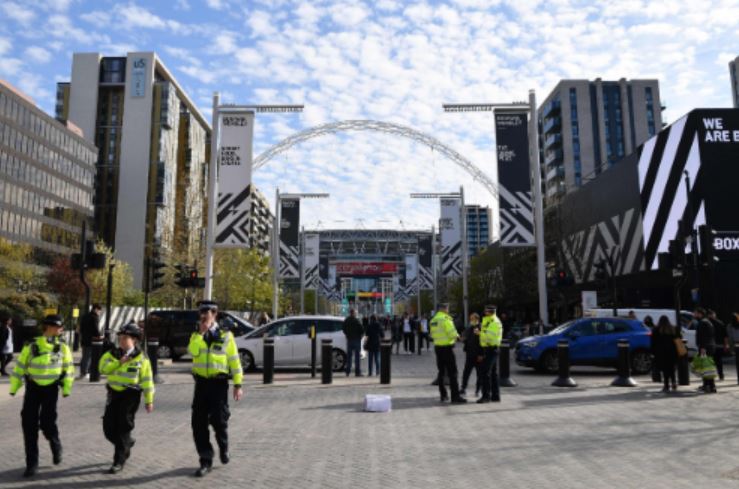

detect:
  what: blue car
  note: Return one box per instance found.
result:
[515,317,653,374]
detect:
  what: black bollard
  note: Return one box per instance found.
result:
[89,337,103,382]
[611,340,637,387]
[499,340,517,387]
[380,339,392,384]
[310,324,317,378]
[147,338,163,384]
[677,339,690,386]
[551,340,577,387]
[321,339,333,384]
[263,338,274,385]
[734,342,739,385]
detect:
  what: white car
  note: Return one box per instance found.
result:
[234,315,355,372]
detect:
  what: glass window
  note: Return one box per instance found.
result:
[569,321,597,336]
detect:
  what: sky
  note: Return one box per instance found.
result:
[1,0,738,235]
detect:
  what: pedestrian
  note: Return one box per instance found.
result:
[651,315,678,392]
[78,303,102,379]
[189,300,243,477]
[9,315,74,478]
[257,312,271,327]
[416,314,425,355]
[729,311,739,346]
[627,310,637,320]
[1,312,13,375]
[694,307,717,393]
[707,309,729,381]
[430,303,466,404]
[460,313,482,397]
[391,316,402,354]
[420,314,430,350]
[402,313,413,354]
[477,305,503,404]
[342,308,364,376]
[98,322,154,474]
[365,315,383,376]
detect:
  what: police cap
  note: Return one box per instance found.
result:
[484,305,497,313]
[198,300,219,312]
[117,322,142,339]
[42,315,64,327]
[437,302,450,310]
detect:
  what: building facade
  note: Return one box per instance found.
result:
[465,205,492,257]
[56,52,211,286]
[248,185,273,255]
[538,78,662,205]
[0,80,96,266]
[730,56,739,108]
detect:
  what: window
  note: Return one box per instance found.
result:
[594,321,630,335]
[569,321,597,336]
[317,320,343,333]
[268,320,309,337]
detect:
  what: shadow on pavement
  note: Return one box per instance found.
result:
[520,388,702,409]
[0,465,195,487]
[302,395,521,412]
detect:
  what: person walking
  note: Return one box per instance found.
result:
[98,322,154,474]
[460,313,482,397]
[189,301,243,477]
[477,305,503,404]
[391,315,402,355]
[9,315,74,478]
[651,315,678,392]
[420,314,430,351]
[402,313,413,354]
[342,309,364,376]
[694,307,717,393]
[365,315,383,376]
[430,303,466,404]
[707,309,729,381]
[78,304,102,379]
[1,312,13,375]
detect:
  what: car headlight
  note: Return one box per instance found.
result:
[521,341,538,348]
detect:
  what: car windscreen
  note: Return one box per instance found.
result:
[548,320,576,335]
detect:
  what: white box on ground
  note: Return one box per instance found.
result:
[364,394,391,412]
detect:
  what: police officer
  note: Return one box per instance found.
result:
[430,303,466,404]
[9,315,74,478]
[189,300,243,477]
[478,305,503,403]
[98,322,155,474]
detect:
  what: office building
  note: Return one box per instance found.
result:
[538,78,662,205]
[248,185,273,255]
[0,80,97,268]
[465,205,492,257]
[56,52,211,286]
[730,56,739,108]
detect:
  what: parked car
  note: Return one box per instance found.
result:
[515,317,652,374]
[144,310,255,360]
[235,315,351,372]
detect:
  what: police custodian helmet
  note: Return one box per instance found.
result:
[117,322,142,339]
[42,315,64,327]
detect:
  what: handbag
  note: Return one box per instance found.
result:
[674,338,687,357]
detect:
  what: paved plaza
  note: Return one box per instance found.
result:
[1,350,739,488]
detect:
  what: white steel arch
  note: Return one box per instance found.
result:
[253,119,498,199]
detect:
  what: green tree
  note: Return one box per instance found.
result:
[0,237,42,292]
[212,248,274,312]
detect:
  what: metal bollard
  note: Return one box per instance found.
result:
[310,324,317,378]
[677,339,690,386]
[321,339,333,384]
[146,338,163,384]
[551,340,577,387]
[263,338,274,385]
[499,340,517,387]
[611,340,637,387]
[380,339,392,384]
[734,342,739,385]
[89,338,103,382]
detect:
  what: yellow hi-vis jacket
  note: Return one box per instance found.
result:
[189,326,243,385]
[10,336,74,396]
[480,314,503,347]
[99,349,155,405]
[430,311,458,346]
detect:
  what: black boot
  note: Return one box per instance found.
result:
[194,461,212,477]
[23,465,37,478]
[50,441,62,465]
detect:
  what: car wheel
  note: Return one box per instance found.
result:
[156,344,172,360]
[539,350,558,374]
[240,349,256,371]
[332,349,347,372]
[631,350,652,375]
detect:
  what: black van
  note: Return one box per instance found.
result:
[145,310,255,360]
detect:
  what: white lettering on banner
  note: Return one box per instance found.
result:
[714,237,739,251]
[281,200,296,208]
[702,117,739,143]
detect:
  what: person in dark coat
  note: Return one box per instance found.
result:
[708,309,729,381]
[460,313,482,396]
[694,307,716,393]
[651,315,678,392]
[342,309,364,376]
[0,312,13,375]
[78,304,102,379]
[365,315,383,376]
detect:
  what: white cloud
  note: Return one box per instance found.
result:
[24,46,52,63]
[80,10,112,25]
[1,2,36,25]
[0,38,11,56]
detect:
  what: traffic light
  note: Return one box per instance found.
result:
[175,266,205,288]
[71,240,106,270]
[549,269,574,287]
[147,253,167,293]
[698,225,718,266]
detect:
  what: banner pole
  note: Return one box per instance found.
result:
[529,90,549,326]
[460,186,469,330]
[204,92,220,301]
[272,188,280,320]
[300,226,305,315]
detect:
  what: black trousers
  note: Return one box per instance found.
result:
[0,353,12,374]
[192,377,230,465]
[461,355,481,392]
[712,350,725,380]
[434,346,460,400]
[403,333,415,352]
[103,387,141,465]
[660,362,676,388]
[21,382,61,468]
[480,347,500,401]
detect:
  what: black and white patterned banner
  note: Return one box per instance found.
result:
[279,198,300,279]
[440,198,462,278]
[417,234,433,289]
[303,233,320,289]
[216,185,252,245]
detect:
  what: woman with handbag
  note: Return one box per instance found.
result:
[651,315,678,392]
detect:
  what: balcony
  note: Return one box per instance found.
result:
[542,117,561,134]
[546,166,565,181]
[544,133,562,148]
[544,148,563,166]
[541,99,561,118]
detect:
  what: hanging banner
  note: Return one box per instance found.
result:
[303,233,320,289]
[215,111,255,247]
[279,198,300,278]
[440,198,462,277]
[495,111,535,247]
[417,234,433,289]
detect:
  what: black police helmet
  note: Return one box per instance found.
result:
[42,315,64,327]
[117,322,142,339]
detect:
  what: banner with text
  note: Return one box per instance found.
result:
[495,111,535,247]
[417,234,433,289]
[405,254,418,295]
[440,198,462,277]
[215,111,255,247]
[303,233,320,289]
[279,198,300,278]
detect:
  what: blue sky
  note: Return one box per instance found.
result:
[1,0,737,234]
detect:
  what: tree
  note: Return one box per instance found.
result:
[212,248,274,312]
[0,237,41,292]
